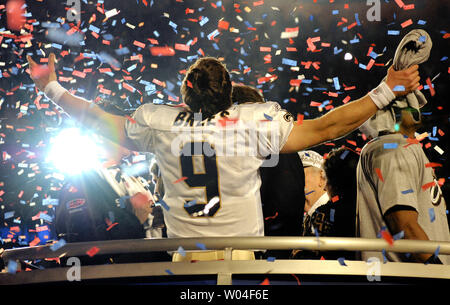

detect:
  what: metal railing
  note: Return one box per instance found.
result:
[1,237,449,285]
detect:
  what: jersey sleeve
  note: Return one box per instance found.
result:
[124,103,157,153]
[256,101,294,156]
[370,145,421,216]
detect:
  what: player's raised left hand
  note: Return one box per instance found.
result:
[27,53,57,92]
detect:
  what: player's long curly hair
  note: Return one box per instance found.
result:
[181,57,232,119]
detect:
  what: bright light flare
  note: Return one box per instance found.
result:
[46,128,105,175]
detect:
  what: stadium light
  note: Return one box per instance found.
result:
[46,127,105,175]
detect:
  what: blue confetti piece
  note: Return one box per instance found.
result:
[393,231,404,240]
[314,227,319,238]
[333,47,343,55]
[263,113,273,121]
[382,249,387,264]
[330,209,335,222]
[281,58,297,66]
[369,51,378,59]
[199,16,209,26]
[388,30,400,36]
[333,77,340,90]
[4,211,14,219]
[417,20,426,25]
[267,256,276,262]
[429,208,435,222]
[434,246,440,257]
[355,13,361,26]
[338,257,347,266]
[332,10,339,15]
[177,246,186,257]
[340,150,349,160]
[88,24,100,33]
[401,189,413,194]
[165,269,174,275]
[392,85,405,91]
[184,200,197,208]
[158,199,170,211]
[208,29,220,40]
[196,242,207,250]
[383,143,398,149]
[168,21,177,29]
[7,261,17,274]
[305,190,315,196]
[50,239,66,251]
[419,36,426,43]
[42,197,59,206]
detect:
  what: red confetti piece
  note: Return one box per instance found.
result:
[289,79,302,87]
[106,222,119,231]
[394,0,405,8]
[133,40,146,48]
[346,140,357,146]
[296,114,304,125]
[175,43,190,51]
[421,181,435,191]
[381,230,394,246]
[264,212,278,221]
[218,117,239,127]
[6,0,26,31]
[425,162,442,168]
[150,46,175,56]
[401,19,413,28]
[125,115,136,124]
[291,274,301,285]
[173,176,188,184]
[260,278,270,285]
[29,236,40,247]
[425,78,435,96]
[375,168,384,182]
[86,246,100,257]
[218,20,229,30]
[331,195,339,203]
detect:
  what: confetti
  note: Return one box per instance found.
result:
[173,176,188,184]
[86,246,100,257]
[50,239,66,251]
[337,257,347,266]
[157,199,170,211]
[401,189,413,194]
[375,168,384,182]
[380,229,394,246]
[7,260,18,274]
[6,0,26,31]
[196,242,207,250]
[429,208,435,222]
[177,246,186,257]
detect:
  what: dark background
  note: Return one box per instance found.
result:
[0,0,448,249]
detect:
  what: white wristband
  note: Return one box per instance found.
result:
[44,81,67,103]
[368,81,396,109]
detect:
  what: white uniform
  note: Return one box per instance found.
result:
[125,102,293,238]
[357,133,450,264]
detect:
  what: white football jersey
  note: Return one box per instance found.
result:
[125,101,294,238]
